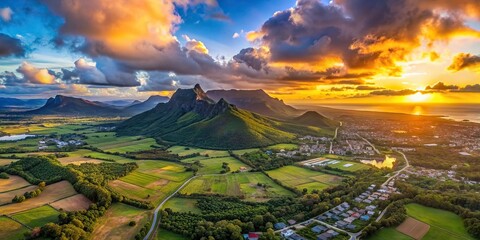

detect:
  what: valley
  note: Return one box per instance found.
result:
[0,86,478,240]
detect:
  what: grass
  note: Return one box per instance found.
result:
[167,145,229,157]
[0,180,78,215]
[405,203,474,240]
[367,227,413,240]
[0,174,31,193]
[12,205,59,228]
[324,159,371,172]
[157,228,187,240]
[92,203,150,240]
[231,148,260,155]
[266,165,344,192]
[0,216,29,239]
[162,198,201,214]
[266,143,298,151]
[109,160,192,205]
[0,158,17,166]
[0,185,38,205]
[182,156,249,175]
[181,172,294,201]
[84,132,160,153]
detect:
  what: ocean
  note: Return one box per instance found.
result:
[315,103,480,123]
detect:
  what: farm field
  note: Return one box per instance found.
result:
[167,145,229,157]
[0,174,32,192]
[180,172,295,201]
[266,165,343,192]
[367,227,413,240]
[162,197,201,214]
[84,132,160,153]
[0,216,29,240]
[266,143,298,151]
[0,185,37,205]
[0,158,17,166]
[12,205,59,228]
[92,203,151,240]
[182,156,249,174]
[57,149,108,165]
[157,228,187,240]
[396,217,430,240]
[0,180,77,214]
[231,148,259,155]
[0,137,40,152]
[50,194,92,211]
[109,160,192,205]
[405,203,474,240]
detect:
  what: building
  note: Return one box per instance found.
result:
[274,222,287,230]
[311,225,328,234]
[360,215,371,221]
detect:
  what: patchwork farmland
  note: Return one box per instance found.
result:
[266,165,344,192]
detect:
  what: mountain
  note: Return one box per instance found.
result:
[117,84,330,149]
[103,99,139,107]
[123,95,170,115]
[25,95,123,116]
[0,97,46,111]
[206,89,300,118]
[292,111,339,129]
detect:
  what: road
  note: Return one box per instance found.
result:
[356,134,380,155]
[330,121,342,154]
[144,173,226,240]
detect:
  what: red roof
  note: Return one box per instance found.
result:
[248,233,259,238]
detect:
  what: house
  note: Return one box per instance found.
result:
[281,229,294,237]
[311,225,328,234]
[341,202,350,208]
[331,215,340,221]
[344,217,355,224]
[332,210,341,215]
[274,222,287,230]
[366,205,377,211]
[367,211,375,216]
[327,230,339,236]
[324,212,333,218]
[317,232,333,240]
[360,215,371,221]
[351,212,361,218]
[346,224,356,230]
[346,210,354,215]
[244,232,260,240]
[340,213,349,218]
[363,199,372,204]
[289,233,305,240]
[354,197,362,202]
[337,206,345,212]
[317,215,327,221]
[336,221,347,228]
[288,219,297,225]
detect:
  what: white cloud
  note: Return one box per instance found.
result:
[0,7,13,22]
[232,32,240,38]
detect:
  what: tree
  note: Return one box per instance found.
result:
[259,228,279,240]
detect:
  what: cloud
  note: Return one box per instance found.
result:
[425,82,459,91]
[243,0,480,79]
[232,32,240,39]
[455,84,480,92]
[183,35,209,54]
[369,89,418,96]
[355,85,384,91]
[16,62,56,84]
[233,47,269,72]
[0,33,25,58]
[0,7,13,22]
[208,12,231,22]
[448,53,480,72]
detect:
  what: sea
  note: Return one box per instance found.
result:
[316,103,480,123]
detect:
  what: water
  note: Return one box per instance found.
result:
[317,103,480,123]
[361,155,396,169]
[0,134,36,141]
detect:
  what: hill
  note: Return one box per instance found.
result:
[123,95,169,115]
[291,111,339,129]
[206,89,300,118]
[0,97,46,111]
[25,95,124,116]
[117,84,330,149]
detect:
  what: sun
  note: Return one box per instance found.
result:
[407,92,430,102]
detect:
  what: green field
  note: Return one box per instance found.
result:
[405,203,474,240]
[180,172,294,201]
[109,160,192,205]
[231,148,260,155]
[84,132,160,153]
[92,203,150,240]
[12,205,59,228]
[182,156,249,174]
[162,197,201,214]
[0,216,29,239]
[321,159,371,172]
[266,143,298,151]
[157,228,187,240]
[167,145,229,157]
[367,227,413,240]
[266,165,344,192]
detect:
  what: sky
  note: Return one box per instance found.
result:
[0,0,480,103]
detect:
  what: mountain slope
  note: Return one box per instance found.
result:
[26,95,123,116]
[0,97,46,111]
[123,95,169,115]
[291,111,339,129]
[206,89,300,118]
[117,84,321,149]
